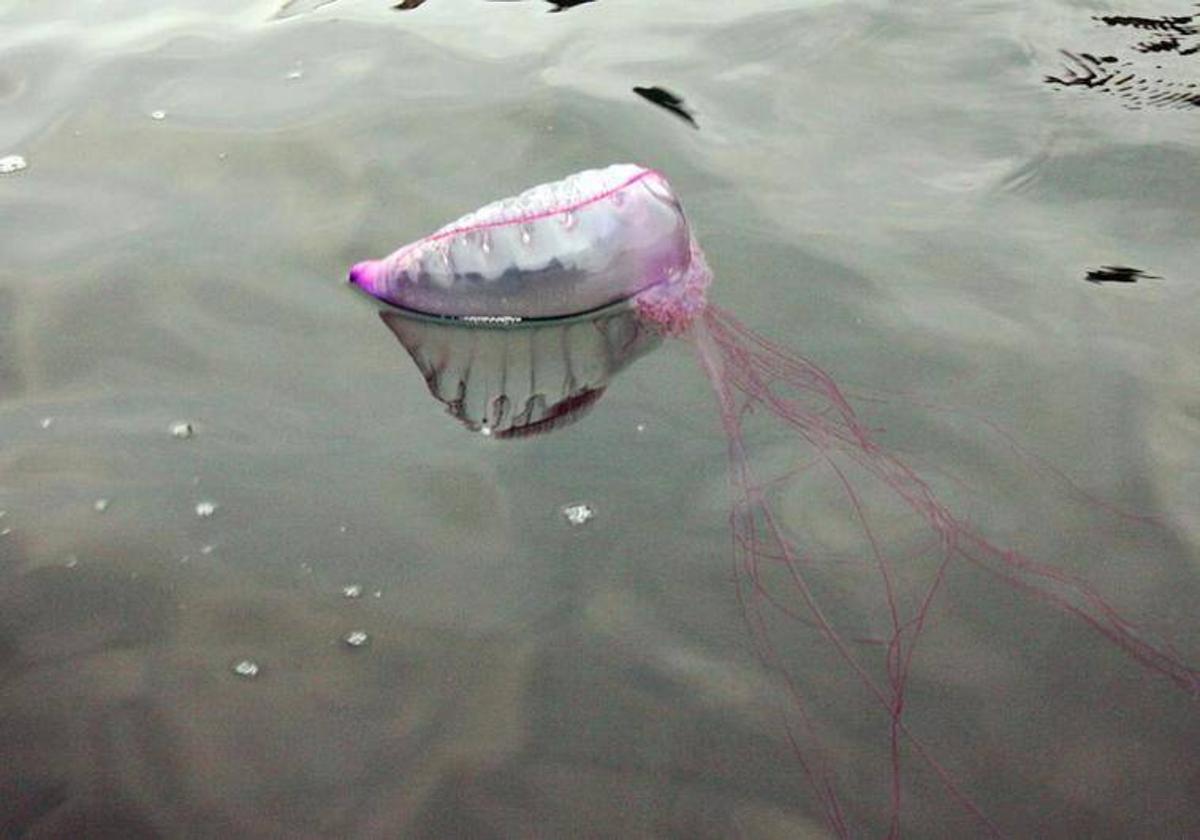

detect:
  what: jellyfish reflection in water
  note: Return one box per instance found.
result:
[380,303,661,438]
[350,164,1198,837]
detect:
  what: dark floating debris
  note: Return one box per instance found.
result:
[394,0,426,8]
[1045,52,1125,90]
[633,86,699,128]
[545,0,596,11]
[1084,265,1161,284]
[482,0,596,11]
[1094,14,1197,35]
[1045,6,1199,109]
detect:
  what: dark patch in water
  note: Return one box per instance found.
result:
[633,86,699,128]
[0,289,23,397]
[0,780,70,837]
[394,0,427,8]
[1084,265,1161,284]
[1045,6,1199,109]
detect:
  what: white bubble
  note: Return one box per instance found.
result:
[561,502,594,526]
[200,544,214,555]
[93,498,110,513]
[40,417,54,429]
[0,154,27,174]
[285,62,304,80]
[342,584,363,599]
[232,659,260,678]
[195,501,217,518]
[150,109,167,121]
[170,421,194,439]
[343,630,370,648]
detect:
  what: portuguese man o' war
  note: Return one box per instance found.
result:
[350,164,1199,837]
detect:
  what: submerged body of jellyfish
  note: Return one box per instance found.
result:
[349,164,1198,837]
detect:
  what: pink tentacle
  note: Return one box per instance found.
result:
[687,304,1197,838]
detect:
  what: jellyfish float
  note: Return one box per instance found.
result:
[349,164,1198,837]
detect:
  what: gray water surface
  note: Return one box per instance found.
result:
[1,0,1198,837]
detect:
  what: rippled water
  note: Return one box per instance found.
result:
[2,0,1198,837]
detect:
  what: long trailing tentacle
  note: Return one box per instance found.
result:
[688,304,1198,838]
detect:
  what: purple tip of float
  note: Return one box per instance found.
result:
[348,260,380,295]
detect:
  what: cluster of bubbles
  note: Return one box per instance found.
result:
[231,660,260,678]
[228,583,381,678]
[560,502,595,526]
[31,412,593,690]
[343,630,370,648]
[0,154,27,174]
